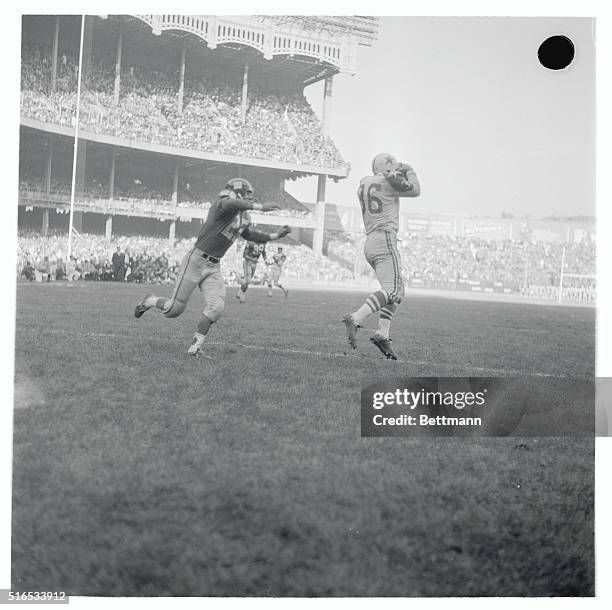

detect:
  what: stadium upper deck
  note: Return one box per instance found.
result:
[20,15,378,177]
[19,15,378,249]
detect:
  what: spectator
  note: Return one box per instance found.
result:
[20,45,347,170]
[112,246,126,281]
[21,261,35,281]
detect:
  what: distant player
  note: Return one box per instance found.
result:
[266,246,289,298]
[134,178,291,356]
[236,239,267,303]
[342,153,421,359]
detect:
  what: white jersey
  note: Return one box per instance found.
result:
[358,174,402,234]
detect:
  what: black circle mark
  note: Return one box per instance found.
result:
[538,35,575,70]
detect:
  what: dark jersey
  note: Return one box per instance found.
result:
[243,241,267,262]
[195,190,253,258]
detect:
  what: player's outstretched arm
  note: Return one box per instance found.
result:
[242,225,292,243]
[389,163,421,197]
[222,198,281,212]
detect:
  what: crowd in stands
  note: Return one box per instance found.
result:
[221,241,355,284]
[19,166,313,219]
[16,231,354,286]
[18,232,185,284]
[326,232,596,302]
[254,186,311,218]
[20,44,346,170]
[17,229,596,303]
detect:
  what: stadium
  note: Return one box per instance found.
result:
[13,15,595,597]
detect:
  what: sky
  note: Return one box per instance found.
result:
[287,17,595,218]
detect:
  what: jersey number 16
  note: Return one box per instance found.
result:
[358,183,384,215]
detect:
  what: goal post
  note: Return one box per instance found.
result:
[556,244,596,305]
[558,273,596,304]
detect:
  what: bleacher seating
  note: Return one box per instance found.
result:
[20,44,347,170]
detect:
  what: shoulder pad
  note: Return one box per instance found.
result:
[219,189,237,199]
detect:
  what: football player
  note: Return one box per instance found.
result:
[236,239,267,303]
[266,246,289,298]
[134,178,291,356]
[342,153,421,360]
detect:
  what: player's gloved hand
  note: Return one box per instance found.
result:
[388,163,415,192]
[394,162,411,177]
[278,225,292,238]
[261,201,281,212]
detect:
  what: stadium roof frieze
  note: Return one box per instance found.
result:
[118,15,369,76]
[20,117,350,179]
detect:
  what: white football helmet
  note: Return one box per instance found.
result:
[372,153,397,175]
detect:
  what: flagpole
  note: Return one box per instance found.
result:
[67,14,86,264]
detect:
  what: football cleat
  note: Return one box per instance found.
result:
[134,296,152,319]
[370,333,397,360]
[342,313,360,350]
[267,290,273,297]
[187,337,204,357]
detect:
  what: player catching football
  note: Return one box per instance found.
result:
[265,246,289,298]
[342,153,421,359]
[134,178,291,356]
[236,239,267,303]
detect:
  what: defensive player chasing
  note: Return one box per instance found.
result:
[236,239,267,303]
[342,153,421,359]
[265,246,289,298]
[134,178,291,356]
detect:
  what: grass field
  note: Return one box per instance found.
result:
[12,281,595,596]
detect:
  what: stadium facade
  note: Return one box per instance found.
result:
[19,15,379,250]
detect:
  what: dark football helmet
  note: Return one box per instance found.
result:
[225,178,254,198]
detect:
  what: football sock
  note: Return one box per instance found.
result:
[377,304,397,338]
[197,317,212,336]
[377,318,392,339]
[353,290,389,325]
